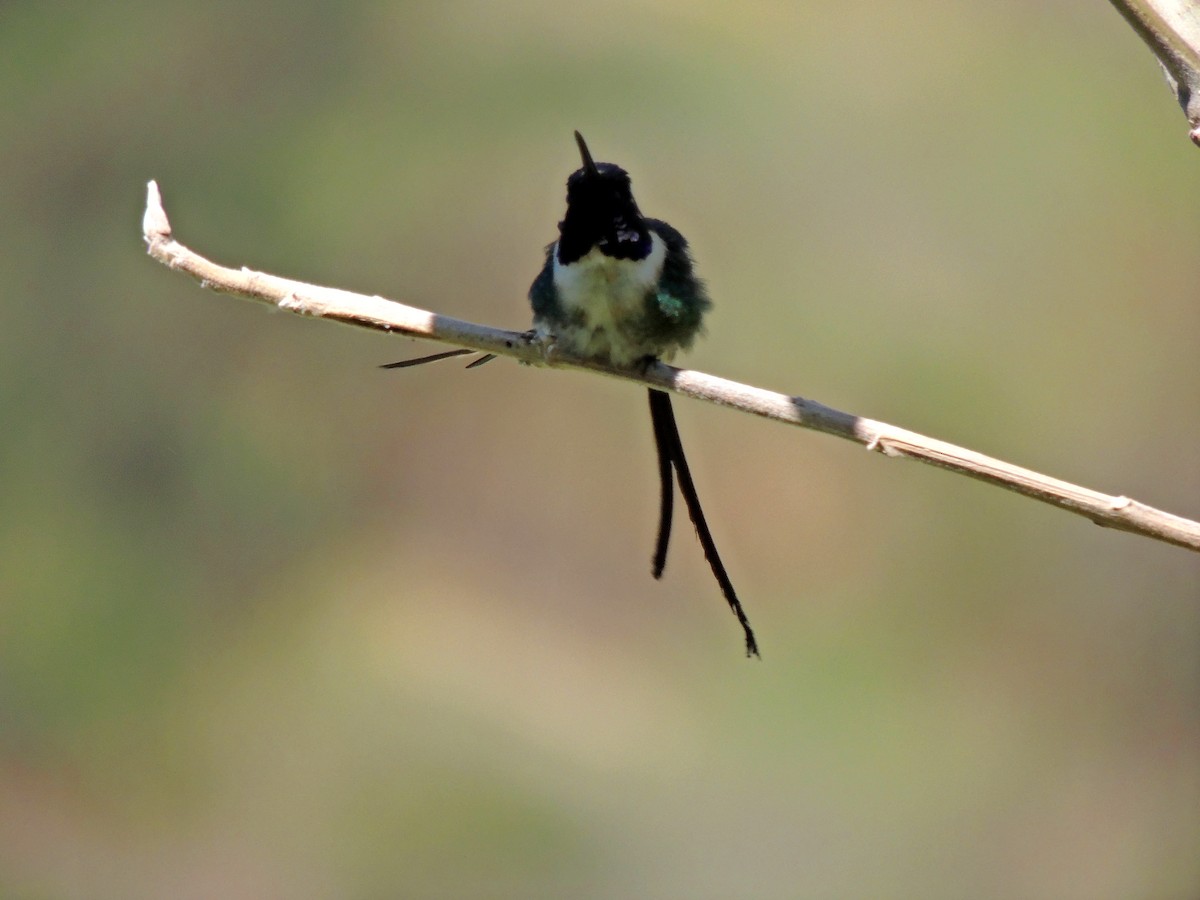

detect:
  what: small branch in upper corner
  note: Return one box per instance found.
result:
[141,180,1200,555]
[1108,0,1200,145]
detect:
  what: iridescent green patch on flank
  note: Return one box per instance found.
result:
[656,291,687,321]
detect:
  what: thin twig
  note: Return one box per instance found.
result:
[1108,0,1200,145]
[142,180,1200,553]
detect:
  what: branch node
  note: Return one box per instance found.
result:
[868,436,904,458]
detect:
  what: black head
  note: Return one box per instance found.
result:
[556,131,652,265]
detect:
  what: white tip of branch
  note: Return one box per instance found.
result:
[142,179,172,241]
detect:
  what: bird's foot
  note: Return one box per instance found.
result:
[524,327,559,365]
[635,354,663,377]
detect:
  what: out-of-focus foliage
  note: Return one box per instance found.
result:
[1,2,1197,897]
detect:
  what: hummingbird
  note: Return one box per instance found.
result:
[385,132,758,657]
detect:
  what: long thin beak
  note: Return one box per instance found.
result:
[574,130,600,177]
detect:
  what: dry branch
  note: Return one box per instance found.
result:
[142,180,1200,553]
[1109,0,1200,144]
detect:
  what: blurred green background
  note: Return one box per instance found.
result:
[2,2,1198,897]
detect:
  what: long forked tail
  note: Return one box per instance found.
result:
[648,389,675,579]
[647,388,759,658]
[380,349,497,369]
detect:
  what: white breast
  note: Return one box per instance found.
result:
[546,231,667,365]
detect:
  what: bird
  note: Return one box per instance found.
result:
[385,132,758,657]
[528,132,757,657]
